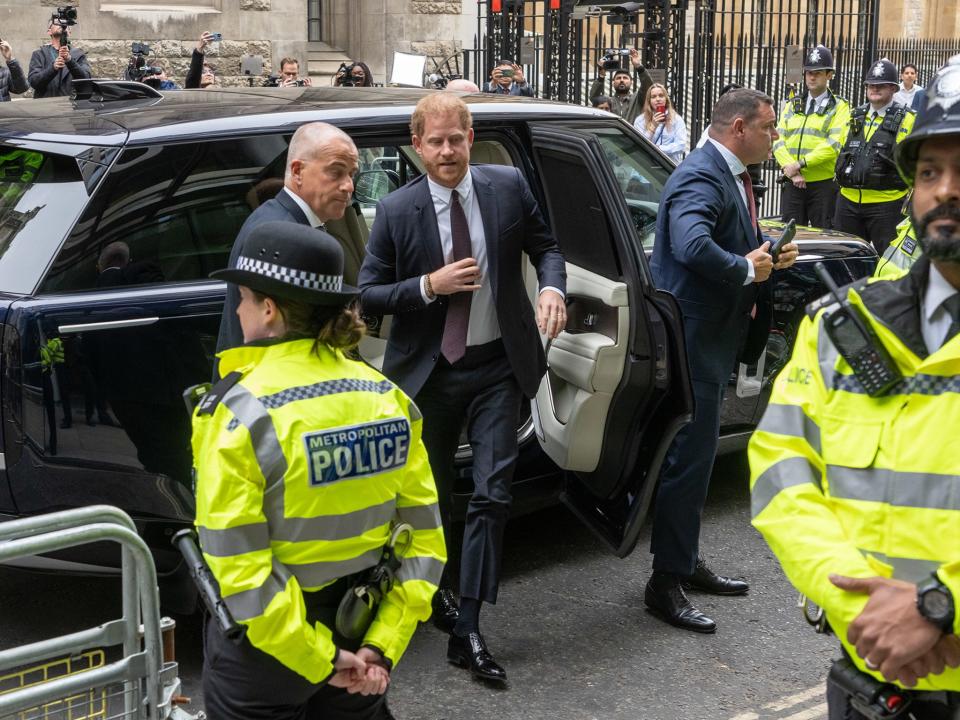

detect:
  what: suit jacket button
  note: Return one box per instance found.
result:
[432,354,438,361]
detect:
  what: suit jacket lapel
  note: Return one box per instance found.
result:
[274,189,309,225]
[471,167,500,296]
[705,143,758,248]
[413,178,444,270]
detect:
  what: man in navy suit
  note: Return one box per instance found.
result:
[358,93,565,683]
[217,123,359,352]
[646,89,799,633]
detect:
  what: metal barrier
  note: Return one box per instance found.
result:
[0,506,200,720]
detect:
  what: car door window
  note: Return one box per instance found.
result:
[39,135,291,293]
[582,126,672,252]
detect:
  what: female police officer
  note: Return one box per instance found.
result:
[194,221,445,719]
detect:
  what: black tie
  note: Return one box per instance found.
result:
[441,191,473,364]
[943,294,960,348]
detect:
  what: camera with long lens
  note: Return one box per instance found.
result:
[600,48,631,71]
[124,42,163,86]
[263,74,306,87]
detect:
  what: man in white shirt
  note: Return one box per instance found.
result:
[217,123,359,351]
[893,62,926,111]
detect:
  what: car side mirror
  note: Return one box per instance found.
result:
[353,169,399,205]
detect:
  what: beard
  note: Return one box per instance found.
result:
[912,203,960,263]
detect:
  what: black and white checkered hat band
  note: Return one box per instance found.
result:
[236,255,343,292]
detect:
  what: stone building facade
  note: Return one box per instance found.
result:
[0,0,478,93]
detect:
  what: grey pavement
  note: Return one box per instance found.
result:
[0,452,837,720]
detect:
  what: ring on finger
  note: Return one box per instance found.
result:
[865,658,880,671]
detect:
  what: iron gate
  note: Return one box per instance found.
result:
[466,0,889,216]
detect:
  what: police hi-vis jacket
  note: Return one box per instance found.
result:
[874,217,921,280]
[748,260,959,691]
[193,338,446,683]
[773,90,851,183]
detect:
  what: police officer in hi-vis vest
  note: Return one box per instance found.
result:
[773,44,851,229]
[834,58,916,256]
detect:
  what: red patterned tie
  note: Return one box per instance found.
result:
[740,170,757,235]
[441,190,473,363]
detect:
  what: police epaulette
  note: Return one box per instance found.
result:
[196,371,243,416]
[805,278,870,320]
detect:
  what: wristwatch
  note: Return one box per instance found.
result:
[798,158,807,169]
[916,573,955,634]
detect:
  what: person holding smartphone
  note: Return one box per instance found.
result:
[482,59,532,97]
[633,83,688,163]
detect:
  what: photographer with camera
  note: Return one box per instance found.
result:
[483,60,532,97]
[0,41,28,101]
[334,61,373,87]
[589,47,652,124]
[634,84,687,163]
[28,7,91,99]
[124,43,177,90]
[263,57,312,88]
[185,31,221,89]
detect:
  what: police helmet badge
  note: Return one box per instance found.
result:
[873,62,885,78]
[929,57,960,114]
[809,48,821,64]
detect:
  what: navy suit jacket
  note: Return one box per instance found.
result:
[358,165,566,399]
[650,141,771,384]
[216,190,309,353]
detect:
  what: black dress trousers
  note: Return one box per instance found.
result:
[833,194,904,256]
[414,340,523,604]
[780,178,838,229]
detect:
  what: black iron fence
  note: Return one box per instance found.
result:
[876,37,959,88]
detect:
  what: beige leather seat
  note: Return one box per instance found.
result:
[470,141,514,166]
[325,200,368,287]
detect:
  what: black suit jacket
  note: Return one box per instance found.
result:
[358,165,566,399]
[650,141,771,384]
[215,190,309,352]
[28,44,91,98]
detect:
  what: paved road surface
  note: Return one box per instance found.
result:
[0,452,838,719]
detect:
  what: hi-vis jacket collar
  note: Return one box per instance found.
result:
[217,337,340,377]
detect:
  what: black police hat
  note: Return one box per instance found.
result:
[211,221,358,306]
[864,58,899,86]
[896,54,960,183]
[803,45,835,72]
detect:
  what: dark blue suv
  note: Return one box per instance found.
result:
[0,82,876,609]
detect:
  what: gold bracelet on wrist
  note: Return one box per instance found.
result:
[424,273,435,300]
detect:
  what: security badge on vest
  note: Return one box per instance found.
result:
[304,417,411,486]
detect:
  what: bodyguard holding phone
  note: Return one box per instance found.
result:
[483,59,532,97]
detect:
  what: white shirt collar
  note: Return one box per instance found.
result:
[707,137,746,176]
[808,90,829,110]
[924,263,960,324]
[282,187,325,228]
[427,168,474,207]
[869,100,894,118]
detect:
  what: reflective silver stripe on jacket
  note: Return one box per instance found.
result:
[271,499,397,543]
[751,456,822,518]
[395,555,445,585]
[827,466,960,511]
[857,550,944,583]
[756,403,822,455]
[224,557,292,622]
[286,548,382,589]
[200,523,271,557]
[222,383,288,490]
[396,503,442,530]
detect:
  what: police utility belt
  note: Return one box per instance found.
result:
[836,104,909,192]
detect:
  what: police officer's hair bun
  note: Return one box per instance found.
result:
[252,291,366,353]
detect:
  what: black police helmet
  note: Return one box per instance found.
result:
[896,54,960,184]
[211,221,359,306]
[864,58,899,86]
[803,45,834,72]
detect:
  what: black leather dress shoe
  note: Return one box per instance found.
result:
[447,631,507,683]
[644,572,717,633]
[431,589,460,634]
[683,557,749,596]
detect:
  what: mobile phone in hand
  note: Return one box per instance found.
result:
[500,68,514,78]
[654,102,666,114]
[770,219,796,262]
[209,32,222,42]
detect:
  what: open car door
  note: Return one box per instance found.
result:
[527,124,693,557]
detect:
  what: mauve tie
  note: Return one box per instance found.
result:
[740,170,757,234]
[441,190,473,363]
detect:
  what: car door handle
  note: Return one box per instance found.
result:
[58,317,160,334]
